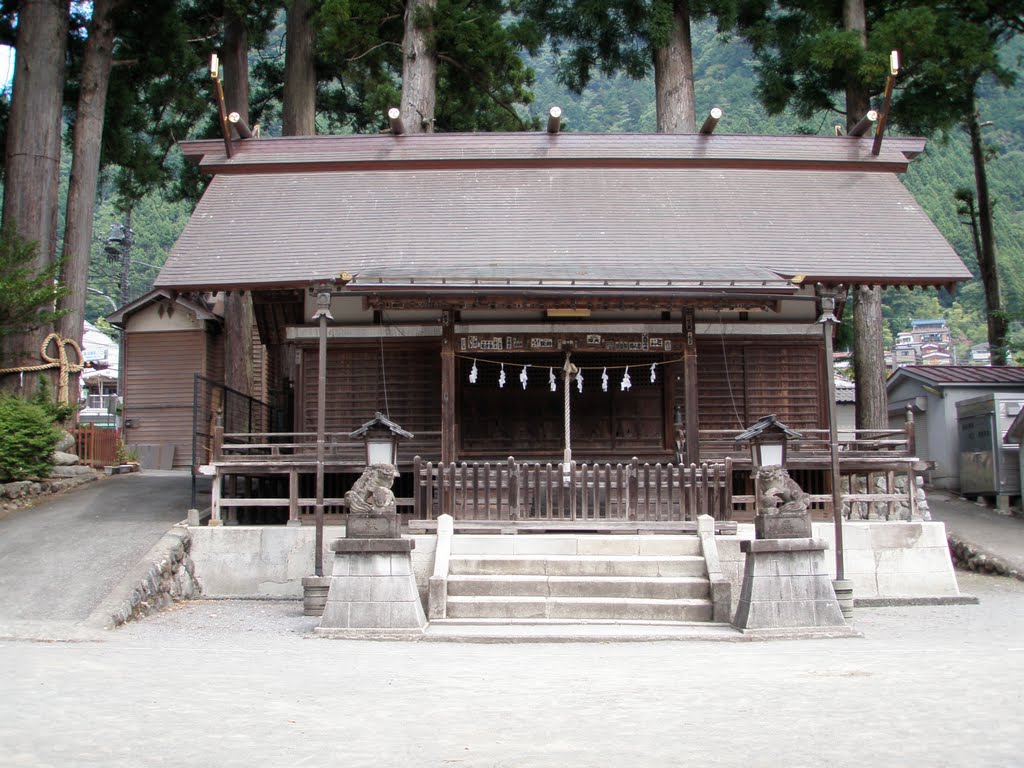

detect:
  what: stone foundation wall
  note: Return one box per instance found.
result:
[188,525,437,606]
[88,526,202,628]
[717,520,962,616]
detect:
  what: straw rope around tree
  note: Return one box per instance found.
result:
[0,333,84,404]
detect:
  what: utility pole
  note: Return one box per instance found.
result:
[106,209,133,306]
[105,211,133,426]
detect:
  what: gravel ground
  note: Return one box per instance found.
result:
[1,571,1021,768]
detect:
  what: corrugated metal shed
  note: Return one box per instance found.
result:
[156,132,971,293]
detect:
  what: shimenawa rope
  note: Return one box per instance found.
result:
[0,333,84,404]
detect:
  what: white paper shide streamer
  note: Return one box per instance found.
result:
[520,365,529,390]
[621,367,632,391]
[499,363,506,388]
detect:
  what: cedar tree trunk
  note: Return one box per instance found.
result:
[223,11,249,121]
[2,0,69,392]
[221,11,255,397]
[967,100,1007,365]
[57,0,119,403]
[283,0,316,136]
[843,0,870,132]
[853,285,887,429]
[845,0,886,427]
[653,0,696,134]
[401,0,437,133]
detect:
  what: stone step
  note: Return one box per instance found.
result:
[447,574,711,600]
[446,595,713,622]
[450,534,703,558]
[448,554,708,578]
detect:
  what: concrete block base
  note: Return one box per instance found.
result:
[732,538,855,636]
[316,538,427,635]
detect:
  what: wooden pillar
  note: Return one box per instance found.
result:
[287,468,300,526]
[441,310,457,465]
[210,473,222,525]
[682,308,700,465]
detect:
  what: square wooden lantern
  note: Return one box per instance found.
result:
[735,414,803,469]
[349,412,414,466]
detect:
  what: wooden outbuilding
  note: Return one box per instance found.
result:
[154,130,970,523]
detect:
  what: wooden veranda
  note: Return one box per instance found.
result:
[201,410,924,526]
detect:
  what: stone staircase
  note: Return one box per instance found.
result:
[434,534,724,624]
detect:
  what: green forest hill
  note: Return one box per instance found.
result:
[85,22,1024,363]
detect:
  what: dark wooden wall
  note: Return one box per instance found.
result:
[692,338,825,433]
[300,344,442,460]
[294,336,824,465]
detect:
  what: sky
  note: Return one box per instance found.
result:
[0,45,11,94]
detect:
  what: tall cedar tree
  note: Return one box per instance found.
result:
[870,3,1024,365]
[57,0,121,403]
[520,0,737,133]
[310,0,540,134]
[734,0,906,427]
[1,0,68,395]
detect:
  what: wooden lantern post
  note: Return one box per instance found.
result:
[312,287,333,577]
[818,286,846,580]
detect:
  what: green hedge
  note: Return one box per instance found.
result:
[0,394,60,482]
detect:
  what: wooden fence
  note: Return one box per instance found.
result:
[413,457,733,522]
[74,425,120,468]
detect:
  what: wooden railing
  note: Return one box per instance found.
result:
[73,424,120,468]
[699,408,916,462]
[413,456,733,522]
[211,429,442,467]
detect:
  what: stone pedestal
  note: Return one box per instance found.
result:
[732,538,855,636]
[315,537,427,638]
[755,508,811,539]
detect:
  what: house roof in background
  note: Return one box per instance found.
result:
[835,377,856,403]
[105,288,219,327]
[156,132,971,294]
[887,365,1024,391]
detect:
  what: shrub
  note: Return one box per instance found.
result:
[31,375,77,425]
[0,394,60,481]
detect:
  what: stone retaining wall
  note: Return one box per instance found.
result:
[948,536,1024,581]
[1,471,98,516]
[87,526,202,628]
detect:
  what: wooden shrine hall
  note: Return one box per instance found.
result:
[154,127,971,525]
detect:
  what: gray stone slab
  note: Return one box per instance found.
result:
[346,513,401,539]
[347,554,393,576]
[330,575,419,603]
[347,601,391,628]
[330,537,413,554]
[390,553,412,576]
[319,601,350,627]
[390,600,427,627]
[741,538,829,554]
